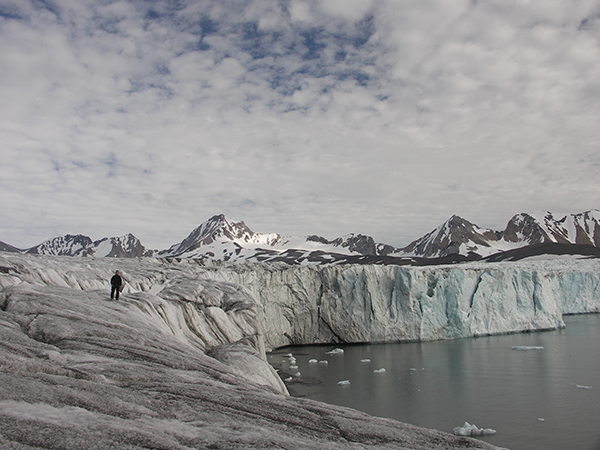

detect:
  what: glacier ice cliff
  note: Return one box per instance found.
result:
[0,253,506,449]
[196,258,599,350]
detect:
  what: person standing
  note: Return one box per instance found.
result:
[110,270,123,300]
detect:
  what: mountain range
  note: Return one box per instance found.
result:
[2,210,599,265]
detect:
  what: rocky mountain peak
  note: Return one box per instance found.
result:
[306,233,398,256]
[499,210,600,247]
[402,215,499,258]
[501,213,547,244]
[26,234,93,256]
[159,214,283,258]
[23,233,148,258]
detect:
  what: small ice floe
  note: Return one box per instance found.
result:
[318,360,329,365]
[289,365,298,370]
[337,380,351,386]
[360,359,371,363]
[288,356,297,363]
[285,353,293,357]
[326,348,344,355]
[308,359,318,364]
[570,384,592,389]
[453,422,497,436]
[293,372,301,378]
[410,368,424,372]
[537,418,545,422]
[284,377,292,382]
[373,368,386,373]
[512,346,544,351]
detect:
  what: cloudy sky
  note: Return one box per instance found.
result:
[1,0,600,250]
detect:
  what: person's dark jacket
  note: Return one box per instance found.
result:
[110,274,122,288]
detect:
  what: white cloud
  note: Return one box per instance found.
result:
[1,0,599,249]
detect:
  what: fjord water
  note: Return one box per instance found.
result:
[273,314,600,450]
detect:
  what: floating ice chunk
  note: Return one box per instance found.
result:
[374,368,386,373]
[308,359,318,364]
[538,418,545,422]
[512,346,544,350]
[293,372,301,377]
[289,365,298,370]
[288,357,297,363]
[453,422,497,436]
[575,384,592,389]
[284,377,292,382]
[285,353,293,357]
[326,348,344,355]
[410,368,424,371]
[318,360,329,365]
[337,380,351,386]
[360,359,371,363]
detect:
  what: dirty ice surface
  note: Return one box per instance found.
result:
[0,253,504,450]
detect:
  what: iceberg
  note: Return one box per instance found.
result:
[511,346,544,350]
[326,348,345,355]
[454,422,497,436]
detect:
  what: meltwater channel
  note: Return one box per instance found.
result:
[270,314,600,450]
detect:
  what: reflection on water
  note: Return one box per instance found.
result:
[269,314,600,450]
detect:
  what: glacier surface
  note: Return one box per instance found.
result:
[1,251,598,448]
[0,252,507,449]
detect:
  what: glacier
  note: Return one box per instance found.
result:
[0,252,598,449]
[0,252,508,450]
[191,257,599,350]
[2,215,599,449]
[1,253,598,352]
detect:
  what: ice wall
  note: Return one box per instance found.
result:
[210,263,597,349]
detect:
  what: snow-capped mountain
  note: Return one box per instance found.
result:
[501,211,600,247]
[158,214,402,263]
[85,234,152,258]
[3,210,599,264]
[400,215,502,258]
[159,214,283,258]
[25,233,151,258]
[306,234,399,256]
[26,234,93,256]
[401,210,600,259]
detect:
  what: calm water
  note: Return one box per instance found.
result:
[270,314,600,450]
